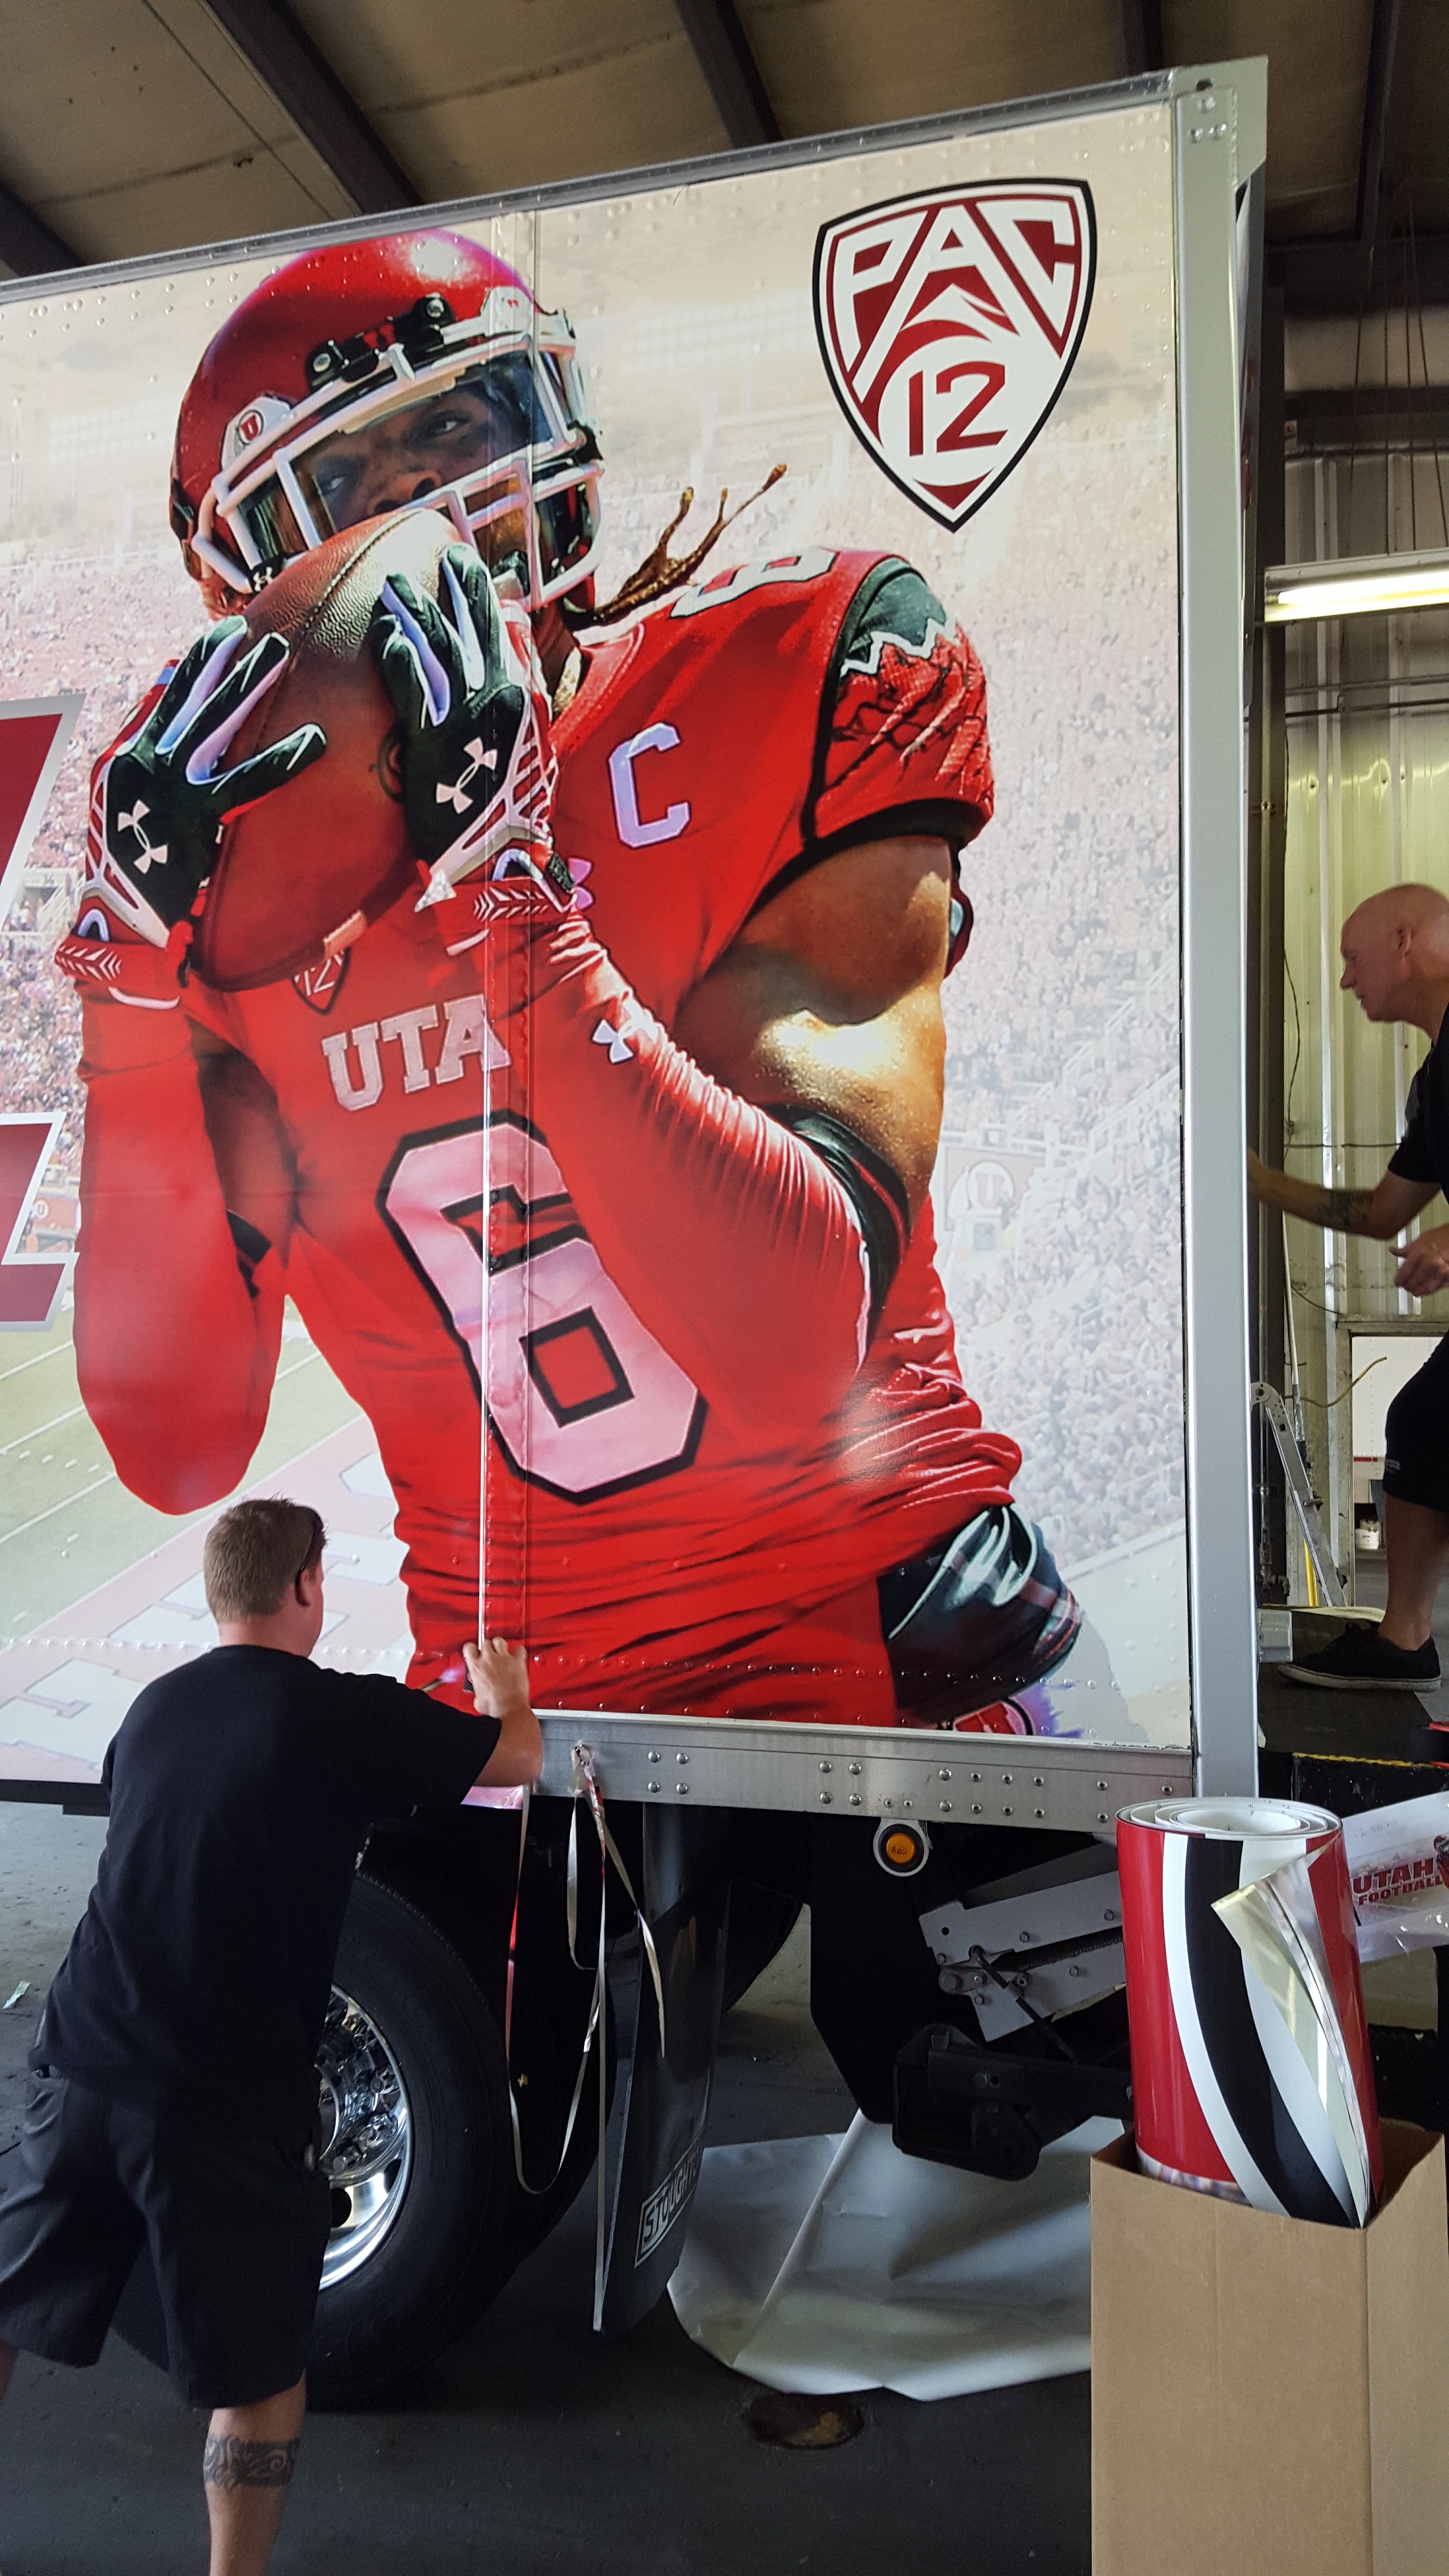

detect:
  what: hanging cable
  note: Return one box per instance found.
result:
[1284,952,1304,1138]
[1408,196,1449,546]
[1347,301,1366,544]
[1402,208,1418,552]
[1382,288,1392,554]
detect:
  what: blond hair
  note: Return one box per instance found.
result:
[203,1498,325,1622]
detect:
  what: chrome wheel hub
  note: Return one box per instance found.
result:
[316,1989,413,2289]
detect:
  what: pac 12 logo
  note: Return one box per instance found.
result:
[813,182,1095,531]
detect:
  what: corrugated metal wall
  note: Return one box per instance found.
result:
[1281,442,1449,1586]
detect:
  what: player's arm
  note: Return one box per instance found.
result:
[1248,1148,1435,1241]
[510,844,947,1435]
[59,628,322,1509]
[672,833,950,1221]
[71,1005,287,1509]
[514,563,980,1425]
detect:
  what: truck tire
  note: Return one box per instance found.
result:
[722,1881,803,2013]
[306,1874,515,2406]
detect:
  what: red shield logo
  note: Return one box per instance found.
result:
[813,182,1095,530]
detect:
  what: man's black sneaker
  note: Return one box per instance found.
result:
[1280,1627,1441,1691]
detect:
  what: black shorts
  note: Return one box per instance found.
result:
[1382,1336,1449,1518]
[877,1504,1080,1724]
[0,2069,330,2409]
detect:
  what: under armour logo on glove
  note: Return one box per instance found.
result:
[370,544,561,918]
[114,800,167,874]
[435,738,499,814]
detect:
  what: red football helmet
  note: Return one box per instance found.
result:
[171,229,602,611]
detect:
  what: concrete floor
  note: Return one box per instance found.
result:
[0,1807,1089,2576]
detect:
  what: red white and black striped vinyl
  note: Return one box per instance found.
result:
[1118,1799,1382,2227]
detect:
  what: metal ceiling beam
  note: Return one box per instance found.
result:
[1287,383,1449,453]
[200,0,418,214]
[674,0,781,149]
[0,177,79,277]
[1355,0,1421,241]
[1274,231,1449,312]
[1118,0,1165,78]
[1274,0,1426,313]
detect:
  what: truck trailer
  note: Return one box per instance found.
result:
[0,59,1263,2403]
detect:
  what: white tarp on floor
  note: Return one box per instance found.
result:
[669,2113,1122,2400]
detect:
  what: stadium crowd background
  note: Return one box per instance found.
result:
[0,543,195,1174]
[930,436,1183,1575]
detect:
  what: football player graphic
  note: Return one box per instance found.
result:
[58,226,1106,1732]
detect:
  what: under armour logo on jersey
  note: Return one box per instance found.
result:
[590,998,652,1066]
[117,800,166,872]
[592,1016,635,1066]
[436,738,499,815]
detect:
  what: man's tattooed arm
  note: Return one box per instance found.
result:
[1319,1184,1379,1234]
[202,2434,300,2490]
[1247,1148,1436,1240]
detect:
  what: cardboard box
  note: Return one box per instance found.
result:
[1091,2121,1449,2576]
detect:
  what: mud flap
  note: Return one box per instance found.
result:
[597,1803,731,2335]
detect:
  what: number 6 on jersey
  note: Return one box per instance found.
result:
[381,1117,703,1501]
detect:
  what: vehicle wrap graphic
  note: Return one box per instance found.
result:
[0,103,1189,1769]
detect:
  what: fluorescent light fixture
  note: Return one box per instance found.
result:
[1264,548,1449,623]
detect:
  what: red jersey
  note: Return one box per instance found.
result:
[96,547,1022,1723]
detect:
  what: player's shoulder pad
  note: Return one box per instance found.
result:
[832,559,951,682]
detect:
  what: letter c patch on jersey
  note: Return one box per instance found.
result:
[608,724,690,848]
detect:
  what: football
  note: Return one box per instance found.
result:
[193,509,458,991]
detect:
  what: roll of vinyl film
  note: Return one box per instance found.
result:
[1117,1796,1382,2226]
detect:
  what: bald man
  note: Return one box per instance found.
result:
[1252,881,1449,1693]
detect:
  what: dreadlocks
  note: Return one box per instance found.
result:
[569,464,787,629]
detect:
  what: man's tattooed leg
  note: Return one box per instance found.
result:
[202,2434,301,2490]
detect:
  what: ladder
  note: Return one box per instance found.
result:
[1251,1380,1346,1609]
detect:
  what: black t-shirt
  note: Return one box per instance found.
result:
[34,1648,495,2133]
[1389,1039,1449,1194]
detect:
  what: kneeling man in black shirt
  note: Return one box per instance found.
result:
[0,1494,540,2575]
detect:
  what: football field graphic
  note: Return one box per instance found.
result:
[0,1308,408,1779]
[0,100,1192,1768]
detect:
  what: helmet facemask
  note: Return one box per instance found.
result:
[190,288,602,611]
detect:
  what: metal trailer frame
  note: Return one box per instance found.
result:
[0,59,1267,1828]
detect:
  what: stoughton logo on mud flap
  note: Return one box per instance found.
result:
[635,2131,705,2266]
[813,181,1095,531]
